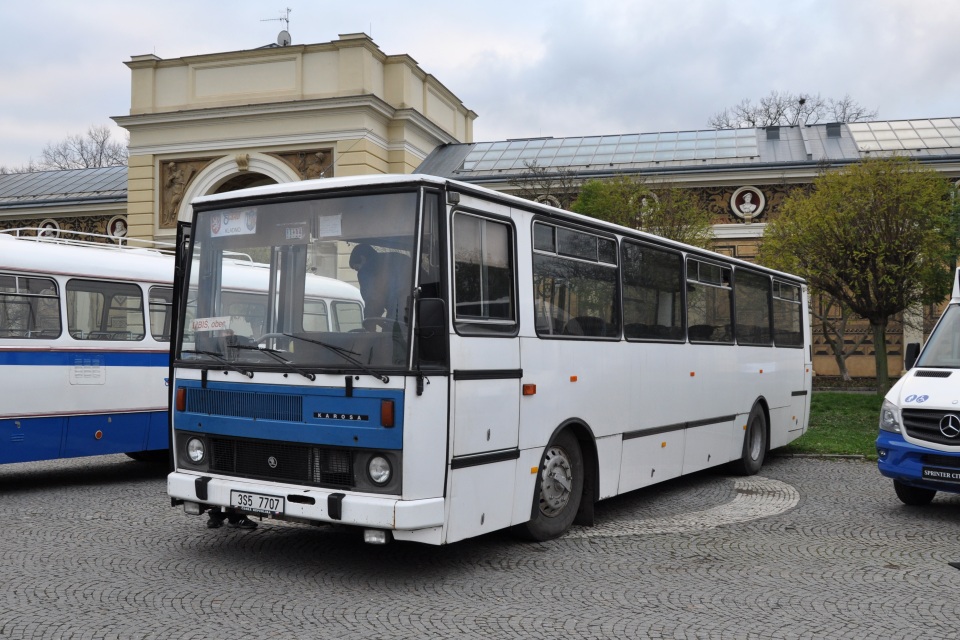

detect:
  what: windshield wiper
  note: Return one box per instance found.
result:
[280,332,389,383]
[182,349,254,379]
[230,343,316,381]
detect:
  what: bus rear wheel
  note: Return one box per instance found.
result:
[893,480,936,506]
[516,431,584,541]
[730,404,767,476]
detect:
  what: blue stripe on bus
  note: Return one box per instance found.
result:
[0,351,168,367]
[0,410,168,464]
[175,380,404,450]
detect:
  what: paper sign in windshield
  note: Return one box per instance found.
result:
[191,316,231,332]
[209,209,257,237]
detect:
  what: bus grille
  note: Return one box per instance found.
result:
[187,389,303,422]
[902,409,960,447]
[209,436,354,488]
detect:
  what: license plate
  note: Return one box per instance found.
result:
[230,490,285,515]
[921,467,960,483]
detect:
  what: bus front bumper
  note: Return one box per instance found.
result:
[167,471,445,531]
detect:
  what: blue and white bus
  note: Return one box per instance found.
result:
[878,268,960,504]
[167,174,812,544]
[0,228,363,465]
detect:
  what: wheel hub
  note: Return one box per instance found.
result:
[539,445,572,517]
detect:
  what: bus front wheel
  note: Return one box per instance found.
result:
[893,480,936,506]
[516,431,584,541]
[730,404,767,476]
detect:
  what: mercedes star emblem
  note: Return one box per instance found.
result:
[939,414,960,438]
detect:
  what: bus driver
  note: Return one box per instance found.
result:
[349,244,411,321]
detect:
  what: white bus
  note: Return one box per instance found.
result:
[0,228,363,465]
[167,174,812,544]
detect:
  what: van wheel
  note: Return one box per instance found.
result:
[515,431,584,541]
[893,480,936,506]
[730,405,767,476]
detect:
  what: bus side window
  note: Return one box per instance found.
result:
[0,274,62,339]
[734,270,772,346]
[332,301,363,332]
[773,281,804,348]
[149,286,173,341]
[622,242,684,342]
[302,300,329,332]
[453,212,517,335]
[533,222,619,340]
[686,259,733,344]
[66,279,145,341]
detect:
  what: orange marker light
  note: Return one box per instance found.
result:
[176,387,186,412]
[570,375,578,383]
[531,466,539,474]
[380,399,395,428]
[522,384,537,396]
[661,442,667,448]
[690,372,696,377]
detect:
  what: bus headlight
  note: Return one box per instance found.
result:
[186,437,206,463]
[367,455,392,485]
[879,400,902,433]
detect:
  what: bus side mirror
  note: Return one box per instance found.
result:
[905,342,920,371]
[415,298,447,364]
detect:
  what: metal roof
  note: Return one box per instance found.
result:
[415,117,960,181]
[0,166,127,211]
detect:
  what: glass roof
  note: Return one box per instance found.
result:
[462,129,759,172]
[847,119,960,152]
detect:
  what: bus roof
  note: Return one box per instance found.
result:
[0,231,363,303]
[0,232,174,284]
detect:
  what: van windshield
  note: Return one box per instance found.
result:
[916,304,960,368]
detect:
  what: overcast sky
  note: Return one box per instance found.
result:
[1,0,958,168]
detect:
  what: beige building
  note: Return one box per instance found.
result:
[6,34,960,379]
[111,33,476,243]
[418,121,960,377]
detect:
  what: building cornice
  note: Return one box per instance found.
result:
[114,94,399,129]
[0,200,126,217]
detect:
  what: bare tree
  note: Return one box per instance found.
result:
[709,91,878,129]
[508,161,580,210]
[0,160,41,174]
[813,294,871,381]
[38,125,128,170]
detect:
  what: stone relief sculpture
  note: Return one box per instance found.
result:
[301,151,328,180]
[160,160,208,228]
[271,149,334,181]
[729,186,766,223]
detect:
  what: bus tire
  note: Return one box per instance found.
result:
[516,431,584,541]
[893,480,936,506]
[730,404,767,476]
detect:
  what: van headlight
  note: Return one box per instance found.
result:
[186,437,206,463]
[879,400,902,433]
[367,455,392,485]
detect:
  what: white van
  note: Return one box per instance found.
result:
[877,268,960,504]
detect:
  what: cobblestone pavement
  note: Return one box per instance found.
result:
[0,454,958,639]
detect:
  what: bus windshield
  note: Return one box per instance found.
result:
[916,303,960,368]
[180,190,419,373]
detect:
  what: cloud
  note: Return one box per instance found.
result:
[1,0,958,167]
